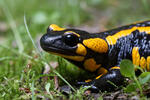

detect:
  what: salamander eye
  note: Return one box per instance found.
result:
[63,33,79,47]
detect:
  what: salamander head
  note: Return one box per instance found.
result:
[40,24,108,72]
[40,24,90,62]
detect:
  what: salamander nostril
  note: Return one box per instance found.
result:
[40,34,52,49]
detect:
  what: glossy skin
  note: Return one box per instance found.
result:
[40,21,150,92]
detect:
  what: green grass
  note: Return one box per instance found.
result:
[0,0,150,99]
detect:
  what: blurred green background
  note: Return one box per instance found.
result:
[0,0,150,99]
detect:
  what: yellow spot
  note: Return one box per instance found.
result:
[84,58,101,72]
[83,38,108,53]
[111,66,120,70]
[132,47,150,71]
[49,24,65,31]
[48,52,84,61]
[96,74,103,79]
[132,47,140,66]
[106,26,150,45]
[147,56,150,71]
[140,57,146,69]
[97,67,108,74]
[65,31,80,37]
[85,79,92,83]
[76,43,87,56]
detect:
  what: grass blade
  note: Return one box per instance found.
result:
[0,44,32,59]
[24,16,76,91]
[0,0,24,53]
[31,81,36,100]
[0,56,17,61]
[24,15,42,57]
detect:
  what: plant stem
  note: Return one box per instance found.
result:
[133,75,143,96]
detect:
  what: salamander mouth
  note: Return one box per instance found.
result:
[41,45,82,56]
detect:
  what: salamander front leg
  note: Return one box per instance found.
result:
[77,67,124,92]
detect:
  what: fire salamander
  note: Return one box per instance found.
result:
[40,21,150,92]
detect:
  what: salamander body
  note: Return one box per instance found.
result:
[40,21,150,92]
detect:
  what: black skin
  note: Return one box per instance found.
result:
[40,21,150,92]
[77,69,124,92]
